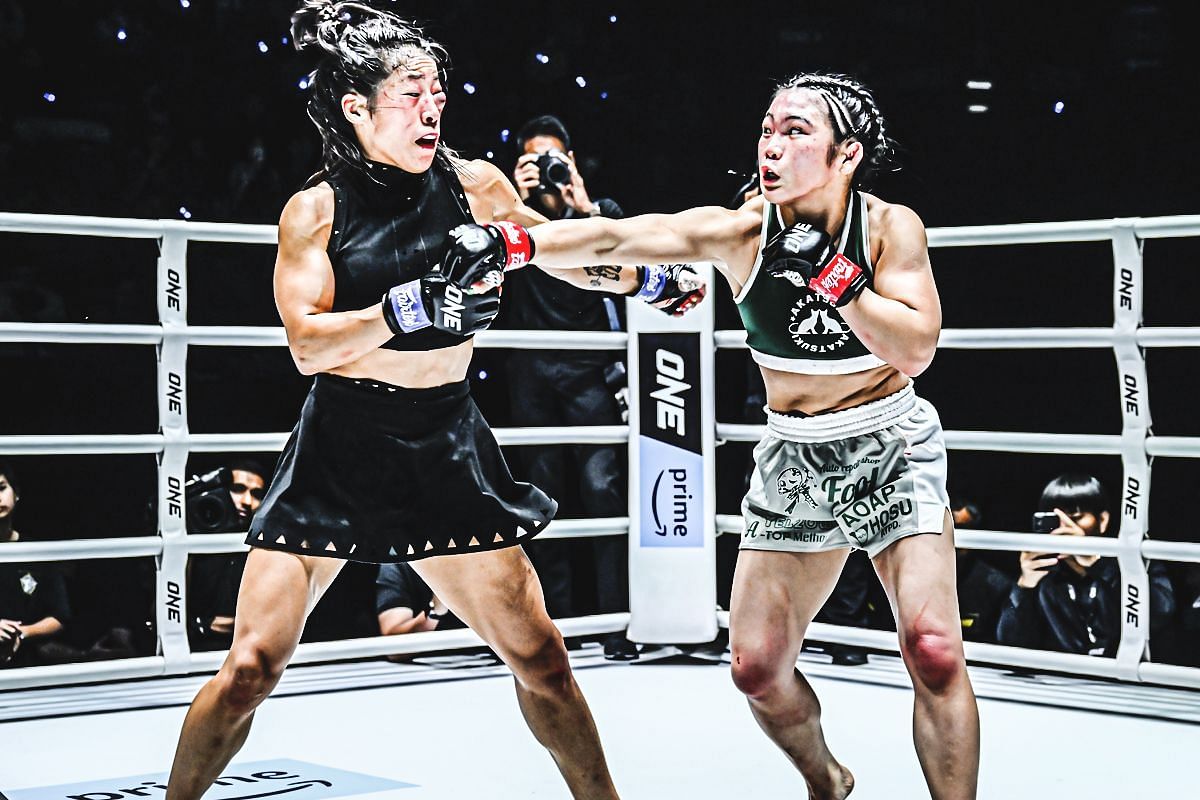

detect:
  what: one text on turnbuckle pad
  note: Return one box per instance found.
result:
[166,371,183,414]
[165,580,182,623]
[165,268,182,311]
[166,475,183,518]
[1118,267,1135,310]
[650,349,689,435]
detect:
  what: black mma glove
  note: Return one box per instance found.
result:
[630,264,706,317]
[763,223,868,307]
[383,273,499,337]
[442,221,534,292]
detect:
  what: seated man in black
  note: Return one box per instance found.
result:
[376,562,463,635]
[1,461,71,667]
[997,473,1174,655]
[950,497,1009,644]
[503,114,633,659]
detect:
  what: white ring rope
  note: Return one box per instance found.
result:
[0,613,631,692]
[13,323,1200,351]
[0,426,630,456]
[717,327,1200,350]
[0,518,631,565]
[2,212,1199,692]
[3,211,1197,244]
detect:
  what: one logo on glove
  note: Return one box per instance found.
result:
[453,225,492,252]
[440,284,465,332]
[777,466,819,513]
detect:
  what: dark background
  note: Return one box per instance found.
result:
[2,0,1197,545]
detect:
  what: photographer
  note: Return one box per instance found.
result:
[996,474,1174,655]
[186,460,266,650]
[951,497,1009,644]
[503,115,634,659]
[1,461,71,668]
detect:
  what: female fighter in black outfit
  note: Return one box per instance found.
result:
[164,4,703,799]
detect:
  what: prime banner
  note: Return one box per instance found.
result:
[637,332,703,548]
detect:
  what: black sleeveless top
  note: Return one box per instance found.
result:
[323,159,476,351]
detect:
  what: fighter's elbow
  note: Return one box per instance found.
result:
[896,339,938,377]
[289,335,336,376]
[291,347,322,376]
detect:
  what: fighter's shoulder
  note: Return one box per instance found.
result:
[279,182,335,242]
[455,158,514,199]
[863,192,926,243]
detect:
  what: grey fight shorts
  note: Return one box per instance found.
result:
[740,382,949,559]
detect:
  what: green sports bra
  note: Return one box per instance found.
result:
[734,190,885,375]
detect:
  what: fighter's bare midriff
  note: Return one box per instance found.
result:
[761,363,908,416]
[327,339,474,387]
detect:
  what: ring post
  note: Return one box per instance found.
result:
[626,264,717,643]
[1111,221,1151,676]
[156,230,192,674]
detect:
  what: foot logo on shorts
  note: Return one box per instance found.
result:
[777,466,819,513]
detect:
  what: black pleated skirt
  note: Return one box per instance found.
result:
[246,374,557,563]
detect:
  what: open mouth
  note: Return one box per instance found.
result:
[416,133,438,150]
[761,167,781,185]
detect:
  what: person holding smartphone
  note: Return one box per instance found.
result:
[996,473,1175,655]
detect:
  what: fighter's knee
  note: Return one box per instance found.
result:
[218,641,285,713]
[730,647,788,700]
[903,627,964,693]
[509,629,572,697]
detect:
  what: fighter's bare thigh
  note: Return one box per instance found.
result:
[411,545,557,656]
[871,510,958,623]
[230,548,345,654]
[729,549,850,653]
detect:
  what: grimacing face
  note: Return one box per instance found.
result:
[758,88,859,204]
[345,54,446,173]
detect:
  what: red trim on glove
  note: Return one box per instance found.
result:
[489,221,534,270]
[808,253,863,305]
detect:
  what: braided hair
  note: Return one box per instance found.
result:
[291,1,456,182]
[773,73,894,190]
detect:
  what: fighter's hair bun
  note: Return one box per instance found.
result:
[290,1,376,55]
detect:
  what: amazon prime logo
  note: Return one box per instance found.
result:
[5,761,416,800]
[649,467,693,538]
[777,466,819,513]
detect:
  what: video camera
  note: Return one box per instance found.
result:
[185,467,240,533]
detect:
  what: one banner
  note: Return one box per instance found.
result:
[626,264,717,644]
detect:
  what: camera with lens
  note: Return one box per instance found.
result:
[535,149,572,193]
[185,467,240,534]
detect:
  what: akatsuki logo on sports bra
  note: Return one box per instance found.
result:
[788,294,850,354]
[776,466,819,513]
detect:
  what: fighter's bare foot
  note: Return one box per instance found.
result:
[806,763,854,800]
